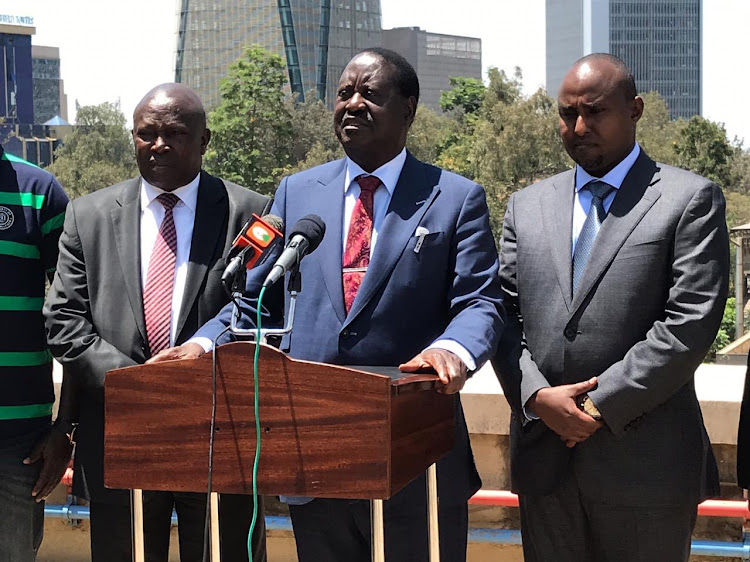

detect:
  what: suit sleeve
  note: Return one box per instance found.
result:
[44,202,138,390]
[589,182,729,435]
[492,193,550,420]
[433,182,505,368]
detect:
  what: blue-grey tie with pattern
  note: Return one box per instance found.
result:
[573,180,613,292]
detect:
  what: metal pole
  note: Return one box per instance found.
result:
[427,463,440,562]
[737,239,745,338]
[210,492,221,561]
[371,499,385,562]
[131,489,145,562]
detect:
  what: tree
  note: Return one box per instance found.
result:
[674,116,736,188]
[205,46,294,196]
[439,77,486,117]
[636,91,684,166]
[406,106,457,165]
[282,91,343,175]
[46,101,137,198]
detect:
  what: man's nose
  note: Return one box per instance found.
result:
[152,136,169,151]
[574,115,587,136]
[346,92,366,111]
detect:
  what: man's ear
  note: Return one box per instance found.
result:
[405,96,417,127]
[631,96,644,124]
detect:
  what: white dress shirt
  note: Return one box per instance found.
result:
[140,174,200,347]
[572,143,641,253]
[343,149,476,370]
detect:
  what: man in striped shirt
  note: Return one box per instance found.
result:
[0,147,72,561]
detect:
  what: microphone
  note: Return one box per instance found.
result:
[262,215,326,288]
[221,214,284,287]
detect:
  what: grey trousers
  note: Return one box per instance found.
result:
[518,466,697,562]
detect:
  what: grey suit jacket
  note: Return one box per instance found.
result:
[493,151,729,506]
[44,171,271,503]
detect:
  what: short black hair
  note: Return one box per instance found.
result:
[575,53,638,101]
[356,47,420,105]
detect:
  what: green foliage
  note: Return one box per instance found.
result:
[406,106,457,165]
[674,116,736,188]
[439,77,486,117]
[709,297,737,360]
[46,101,138,198]
[205,46,294,196]
[636,91,684,166]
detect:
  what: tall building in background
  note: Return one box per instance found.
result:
[546,0,701,119]
[383,27,481,112]
[32,45,68,123]
[0,18,62,166]
[175,0,382,109]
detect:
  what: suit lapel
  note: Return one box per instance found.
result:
[570,152,662,314]
[112,178,148,344]
[540,169,576,311]
[314,161,347,324]
[343,154,439,328]
[175,171,227,341]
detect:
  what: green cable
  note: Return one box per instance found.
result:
[247,285,267,562]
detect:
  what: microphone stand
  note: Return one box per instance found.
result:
[228,266,300,343]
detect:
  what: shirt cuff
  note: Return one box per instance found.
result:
[187,337,214,353]
[425,339,476,371]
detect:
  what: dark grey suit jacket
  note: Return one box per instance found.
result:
[44,171,271,503]
[493,150,729,506]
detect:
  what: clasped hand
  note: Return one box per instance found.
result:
[528,377,603,448]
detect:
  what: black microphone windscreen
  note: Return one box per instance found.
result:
[289,215,326,252]
[262,214,284,233]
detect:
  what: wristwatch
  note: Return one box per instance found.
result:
[52,420,78,445]
[578,394,603,421]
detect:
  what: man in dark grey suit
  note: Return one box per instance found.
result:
[493,54,729,561]
[44,84,270,562]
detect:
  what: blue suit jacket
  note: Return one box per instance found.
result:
[196,152,504,505]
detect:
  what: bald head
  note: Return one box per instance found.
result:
[564,53,637,103]
[132,83,211,191]
[134,83,207,131]
[557,53,643,176]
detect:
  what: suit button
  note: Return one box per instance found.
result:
[564,327,577,341]
[341,329,350,338]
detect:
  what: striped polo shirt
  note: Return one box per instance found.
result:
[0,150,68,444]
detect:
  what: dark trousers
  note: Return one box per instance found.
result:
[519,467,697,562]
[90,491,266,562]
[0,430,45,562]
[289,498,468,562]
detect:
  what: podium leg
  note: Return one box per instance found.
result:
[210,492,221,561]
[131,489,145,562]
[427,463,440,562]
[371,499,385,562]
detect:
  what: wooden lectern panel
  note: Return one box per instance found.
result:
[104,342,454,500]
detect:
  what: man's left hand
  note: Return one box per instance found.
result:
[399,349,468,394]
[23,429,73,502]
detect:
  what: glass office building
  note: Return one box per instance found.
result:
[175,0,382,109]
[383,27,481,112]
[546,0,701,119]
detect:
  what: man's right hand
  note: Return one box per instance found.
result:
[527,377,602,445]
[146,342,206,364]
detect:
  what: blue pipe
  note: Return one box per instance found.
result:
[43,506,750,559]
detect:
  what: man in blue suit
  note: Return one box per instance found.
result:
[152,48,503,562]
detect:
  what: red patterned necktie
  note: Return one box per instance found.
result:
[343,175,381,314]
[143,193,180,356]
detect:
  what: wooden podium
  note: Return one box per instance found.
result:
[104,341,455,561]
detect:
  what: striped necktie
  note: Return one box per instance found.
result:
[573,180,613,292]
[143,192,180,355]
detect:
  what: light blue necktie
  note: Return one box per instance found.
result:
[573,180,613,292]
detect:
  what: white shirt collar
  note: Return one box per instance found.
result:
[575,143,641,192]
[344,148,407,196]
[140,173,201,213]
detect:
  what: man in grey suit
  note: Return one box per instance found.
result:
[493,54,729,561]
[44,84,269,561]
